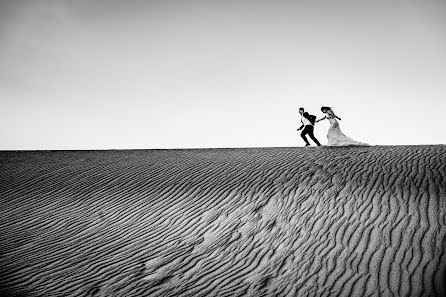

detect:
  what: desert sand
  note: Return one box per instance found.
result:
[0,145,445,296]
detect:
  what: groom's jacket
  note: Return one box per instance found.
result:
[299,112,316,130]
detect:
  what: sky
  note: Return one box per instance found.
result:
[1,0,445,150]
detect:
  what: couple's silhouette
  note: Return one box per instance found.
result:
[297,107,368,147]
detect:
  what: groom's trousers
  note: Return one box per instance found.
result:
[301,125,321,146]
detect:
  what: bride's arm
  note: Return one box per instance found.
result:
[315,116,326,123]
[329,110,341,120]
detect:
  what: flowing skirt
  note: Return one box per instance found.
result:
[327,119,369,146]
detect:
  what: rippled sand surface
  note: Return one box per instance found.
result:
[1,146,445,296]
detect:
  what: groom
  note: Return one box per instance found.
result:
[297,107,321,147]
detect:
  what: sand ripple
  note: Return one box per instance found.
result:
[1,146,445,296]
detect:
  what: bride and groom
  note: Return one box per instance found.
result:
[297,107,368,147]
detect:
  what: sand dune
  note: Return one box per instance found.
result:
[0,146,445,296]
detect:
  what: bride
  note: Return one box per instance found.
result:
[316,106,369,146]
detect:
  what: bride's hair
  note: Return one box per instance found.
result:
[321,106,335,116]
[321,106,333,112]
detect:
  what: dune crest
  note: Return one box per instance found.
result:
[1,146,445,296]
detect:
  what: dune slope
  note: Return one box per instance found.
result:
[0,146,445,296]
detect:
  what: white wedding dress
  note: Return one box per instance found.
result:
[326,116,369,146]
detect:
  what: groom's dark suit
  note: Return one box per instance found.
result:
[299,112,321,146]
